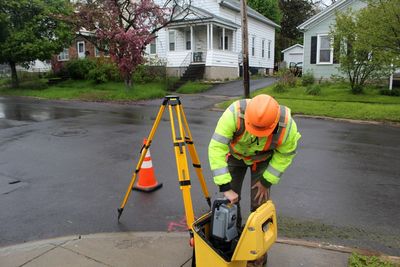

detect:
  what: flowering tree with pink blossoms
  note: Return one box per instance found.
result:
[74,0,187,88]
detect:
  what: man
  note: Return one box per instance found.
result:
[208,94,301,267]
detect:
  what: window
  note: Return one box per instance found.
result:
[186,31,191,50]
[262,39,265,58]
[317,34,333,64]
[220,35,229,50]
[268,40,271,59]
[169,30,176,51]
[78,42,84,53]
[104,45,110,57]
[95,47,100,57]
[57,48,69,61]
[150,39,157,54]
[77,41,85,58]
[251,37,255,56]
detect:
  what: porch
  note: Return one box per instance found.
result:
[166,23,239,71]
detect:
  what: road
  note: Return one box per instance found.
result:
[0,86,399,255]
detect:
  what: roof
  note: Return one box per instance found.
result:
[219,0,280,28]
[170,5,240,29]
[298,0,354,31]
[281,44,304,53]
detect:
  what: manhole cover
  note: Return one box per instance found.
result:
[51,127,88,137]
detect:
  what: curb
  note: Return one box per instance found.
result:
[2,232,399,263]
[293,114,400,127]
[277,238,400,265]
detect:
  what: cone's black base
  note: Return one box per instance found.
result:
[132,183,163,193]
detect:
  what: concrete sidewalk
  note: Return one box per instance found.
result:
[0,232,351,267]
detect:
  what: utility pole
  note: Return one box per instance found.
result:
[241,0,250,98]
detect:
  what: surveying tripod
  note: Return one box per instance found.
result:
[117,96,211,230]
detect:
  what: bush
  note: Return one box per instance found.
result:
[273,81,288,93]
[380,88,400,96]
[305,84,322,95]
[133,65,166,83]
[277,68,297,88]
[65,58,96,80]
[301,71,315,86]
[87,58,120,83]
[351,84,364,94]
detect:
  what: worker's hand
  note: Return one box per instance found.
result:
[223,190,239,204]
[252,181,270,205]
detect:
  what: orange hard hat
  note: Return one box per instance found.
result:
[244,94,280,137]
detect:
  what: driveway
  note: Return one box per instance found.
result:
[200,77,277,97]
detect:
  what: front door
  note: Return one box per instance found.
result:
[77,41,85,58]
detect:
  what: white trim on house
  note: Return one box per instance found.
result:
[77,41,85,58]
[281,44,304,53]
[316,34,333,64]
[168,30,176,51]
[298,0,353,31]
[268,40,271,59]
[57,48,70,61]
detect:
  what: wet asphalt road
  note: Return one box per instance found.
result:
[0,87,400,255]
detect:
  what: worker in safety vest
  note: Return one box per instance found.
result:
[208,94,301,267]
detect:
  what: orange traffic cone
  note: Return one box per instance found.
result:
[133,138,163,192]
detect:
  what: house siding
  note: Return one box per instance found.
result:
[149,0,276,78]
[302,0,367,79]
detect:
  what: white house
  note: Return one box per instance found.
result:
[281,44,303,67]
[297,0,367,79]
[148,0,279,80]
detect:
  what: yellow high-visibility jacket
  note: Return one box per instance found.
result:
[208,99,301,191]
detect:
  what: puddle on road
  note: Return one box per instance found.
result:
[0,103,90,122]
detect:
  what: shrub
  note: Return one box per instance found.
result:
[273,81,288,93]
[301,71,315,86]
[278,68,297,88]
[305,84,321,95]
[87,58,120,83]
[380,88,400,96]
[133,65,166,83]
[65,58,96,80]
[352,84,364,94]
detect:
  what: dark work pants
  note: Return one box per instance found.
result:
[227,155,271,267]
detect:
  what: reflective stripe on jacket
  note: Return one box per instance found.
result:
[208,99,301,187]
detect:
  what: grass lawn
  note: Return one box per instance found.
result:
[0,79,167,101]
[176,81,212,94]
[218,82,400,123]
[348,253,396,267]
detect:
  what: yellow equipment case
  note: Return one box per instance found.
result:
[192,200,277,267]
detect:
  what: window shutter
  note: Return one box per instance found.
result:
[310,36,317,64]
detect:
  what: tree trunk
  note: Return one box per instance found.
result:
[124,76,132,91]
[10,61,19,88]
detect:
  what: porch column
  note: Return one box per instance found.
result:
[210,24,213,50]
[222,28,225,51]
[207,24,210,50]
[190,26,194,52]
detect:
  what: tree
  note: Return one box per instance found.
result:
[74,0,188,88]
[247,0,282,24]
[279,0,316,50]
[357,0,400,66]
[0,0,73,88]
[331,10,393,93]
